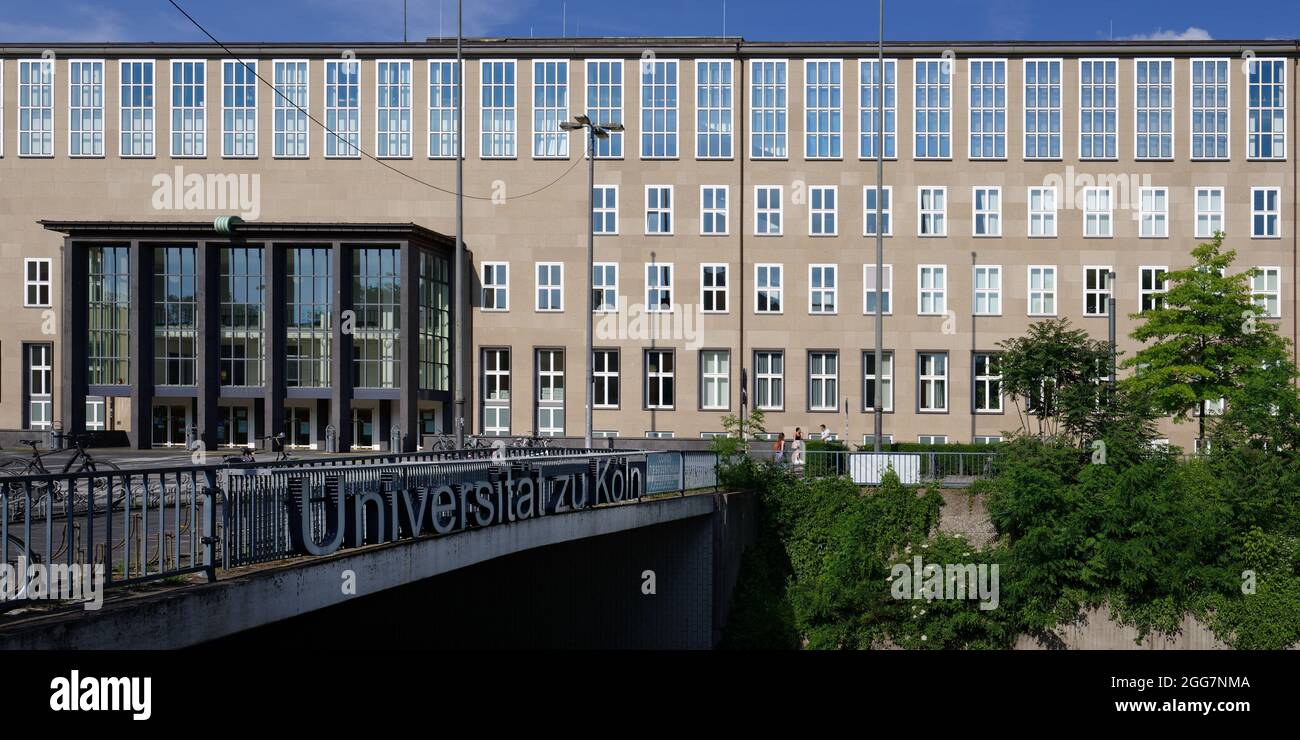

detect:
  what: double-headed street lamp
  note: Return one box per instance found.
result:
[560,115,625,449]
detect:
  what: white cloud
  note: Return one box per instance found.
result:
[1122,26,1213,41]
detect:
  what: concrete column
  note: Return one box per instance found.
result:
[59,238,88,436]
[128,240,154,449]
[397,242,420,451]
[195,241,220,449]
[329,242,353,451]
[263,243,286,440]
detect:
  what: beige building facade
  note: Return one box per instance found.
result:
[0,37,1295,449]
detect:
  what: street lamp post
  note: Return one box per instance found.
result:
[560,115,624,449]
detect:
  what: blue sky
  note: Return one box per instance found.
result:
[0,0,1296,42]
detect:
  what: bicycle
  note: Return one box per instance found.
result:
[222,433,291,464]
[0,435,122,516]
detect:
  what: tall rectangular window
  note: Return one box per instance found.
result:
[809,264,838,314]
[641,58,678,158]
[219,246,264,387]
[1247,58,1286,160]
[863,350,893,412]
[701,185,729,235]
[324,59,360,158]
[1083,187,1112,237]
[646,263,674,313]
[87,246,130,385]
[481,262,509,311]
[1140,266,1168,312]
[804,60,842,159]
[286,247,332,387]
[68,59,103,157]
[755,186,782,235]
[1139,187,1168,237]
[968,58,1007,159]
[696,59,733,158]
[808,351,838,411]
[864,186,891,236]
[700,350,730,410]
[119,59,154,157]
[593,185,618,234]
[645,185,673,234]
[750,59,787,159]
[1195,187,1224,237]
[972,186,1001,236]
[1024,58,1061,159]
[859,58,896,159]
[593,348,620,408]
[809,186,837,235]
[585,59,623,158]
[973,353,1002,413]
[645,349,675,409]
[532,59,568,158]
[1134,58,1173,159]
[1079,59,1117,159]
[272,59,308,158]
[1028,186,1058,236]
[755,350,784,410]
[913,58,951,159]
[535,262,563,312]
[701,264,728,313]
[1028,266,1057,316]
[536,349,565,435]
[25,344,53,430]
[154,246,198,386]
[171,59,206,157]
[19,59,55,157]
[480,59,516,158]
[864,264,892,315]
[1253,187,1281,237]
[593,263,618,312]
[918,352,948,412]
[1191,58,1229,159]
[427,60,459,158]
[482,348,511,435]
[918,186,946,236]
[973,265,1001,315]
[918,265,946,315]
[417,252,451,392]
[755,264,783,314]
[351,248,401,388]
[24,258,52,307]
[1084,267,1113,317]
[222,60,257,157]
[376,59,412,158]
[1251,267,1281,318]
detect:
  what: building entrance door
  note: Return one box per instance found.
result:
[351,407,374,449]
[219,405,252,447]
[151,403,189,446]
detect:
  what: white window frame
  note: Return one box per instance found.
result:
[1023,58,1062,160]
[170,59,207,158]
[1083,266,1113,317]
[809,264,838,315]
[592,348,619,409]
[1190,58,1230,160]
[1140,266,1169,312]
[481,348,511,436]
[968,58,1007,159]
[26,344,53,430]
[863,264,893,316]
[427,59,459,159]
[918,265,947,316]
[119,59,155,157]
[23,258,52,308]
[1251,266,1282,318]
[1028,265,1058,316]
[324,58,361,158]
[640,57,679,159]
[481,262,509,312]
[1083,186,1113,237]
[918,352,948,413]
[700,350,730,410]
[754,350,784,411]
[1138,187,1169,238]
[695,59,733,159]
[593,184,619,235]
[809,185,838,236]
[1028,186,1058,237]
[804,59,842,160]
[585,58,624,159]
[222,59,258,158]
[536,348,565,436]
[701,263,729,314]
[700,185,729,235]
[1194,186,1224,238]
[19,58,55,157]
[646,262,674,313]
[808,351,839,412]
[973,353,1003,413]
[271,59,309,159]
[973,265,1001,316]
[858,58,897,160]
[1133,58,1174,160]
[67,59,104,158]
[645,349,675,410]
[645,185,674,235]
[913,58,952,159]
[535,262,563,312]
[755,264,783,315]
[1252,187,1281,238]
[531,58,569,159]
[1246,57,1287,160]
[972,186,1002,236]
[749,59,788,159]
[863,185,892,236]
[593,262,619,313]
[479,59,517,159]
[863,350,894,412]
[917,186,947,236]
[1079,58,1118,160]
[754,185,783,235]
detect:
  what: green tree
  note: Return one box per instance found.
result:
[1122,233,1296,446]
[711,408,767,465]
[996,318,1114,441]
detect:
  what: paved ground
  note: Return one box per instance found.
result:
[935,489,997,549]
